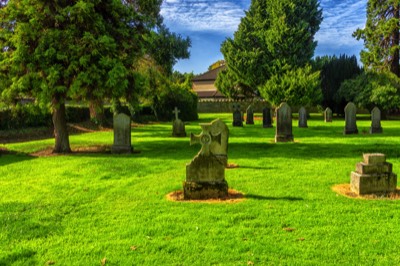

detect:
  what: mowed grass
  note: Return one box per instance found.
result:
[1,113,400,265]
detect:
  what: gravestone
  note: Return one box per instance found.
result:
[351,153,397,195]
[172,107,186,137]
[262,107,273,128]
[344,102,358,134]
[232,104,243,127]
[370,107,383,134]
[275,102,294,142]
[246,105,254,125]
[183,123,228,199]
[298,107,308,128]
[210,118,229,167]
[111,113,133,154]
[324,107,332,122]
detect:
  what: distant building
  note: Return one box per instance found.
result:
[192,65,226,99]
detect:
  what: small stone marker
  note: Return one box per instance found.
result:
[324,107,332,122]
[210,118,229,167]
[262,107,273,128]
[344,102,358,134]
[275,102,293,142]
[246,105,254,125]
[298,107,308,128]
[184,123,228,199]
[232,104,243,127]
[351,153,397,195]
[370,107,383,134]
[111,113,133,154]
[172,107,186,137]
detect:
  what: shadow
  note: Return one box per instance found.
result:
[235,165,275,170]
[244,194,304,201]
[0,150,36,167]
[0,249,37,266]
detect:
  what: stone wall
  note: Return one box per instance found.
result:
[198,99,268,113]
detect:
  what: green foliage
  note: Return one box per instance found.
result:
[337,71,400,111]
[353,1,400,76]
[312,54,362,114]
[259,65,321,106]
[3,114,400,264]
[218,0,322,102]
[208,60,225,71]
[0,103,51,130]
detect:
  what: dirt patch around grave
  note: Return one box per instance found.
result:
[332,184,400,200]
[166,189,245,203]
[29,145,112,157]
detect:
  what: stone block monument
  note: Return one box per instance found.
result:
[370,107,383,134]
[210,118,229,167]
[183,123,228,199]
[246,105,254,125]
[351,153,397,195]
[111,113,133,154]
[324,107,332,122]
[172,107,186,137]
[275,102,293,142]
[262,107,273,128]
[298,106,308,128]
[232,104,243,127]
[344,102,358,134]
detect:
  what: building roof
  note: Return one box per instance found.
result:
[192,65,226,82]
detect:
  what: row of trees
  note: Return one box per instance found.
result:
[215,0,400,116]
[0,1,192,153]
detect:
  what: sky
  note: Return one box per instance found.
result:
[160,0,367,75]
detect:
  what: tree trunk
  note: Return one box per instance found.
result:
[52,95,71,153]
[391,6,400,77]
[89,98,107,126]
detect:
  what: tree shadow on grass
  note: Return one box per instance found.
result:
[244,194,303,201]
[0,150,36,167]
[0,249,37,266]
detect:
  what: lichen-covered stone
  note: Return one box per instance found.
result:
[363,153,386,165]
[351,172,397,195]
[172,119,186,137]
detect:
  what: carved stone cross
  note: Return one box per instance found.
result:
[172,107,180,121]
[190,123,221,156]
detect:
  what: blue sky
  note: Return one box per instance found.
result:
[160,0,367,74]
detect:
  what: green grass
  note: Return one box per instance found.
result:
[1,113,400,265]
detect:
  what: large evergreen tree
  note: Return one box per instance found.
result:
[217,0,322,106]
[354,1,400,77]
[0,1,174,153]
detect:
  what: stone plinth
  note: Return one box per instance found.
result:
[350,153,397,195]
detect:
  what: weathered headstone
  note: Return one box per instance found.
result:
[172,107,186,137]
[111,113,133,154]
[351,153,397,195]
[183,123,228,199]
[324,107,332,122]
[262,107,273,128]
[370,107,383,134]
[246,105,254,125]
[232,104,243,127]
[344,102,358,134]
[210,118,229,166]
[275,102,294,142]
[298,107,308,128]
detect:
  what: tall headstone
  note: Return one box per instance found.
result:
[324,107,332,122]
[344,102,358,134]
[172,107,186,137]
[370,107,383,134]
[351,153,397,195]
[262,107,273,128]
[111,113,133,154]
[298,107,308,128]
[246,105,254,125]
[210,118,229,167]
[275,102,294,142]
[232,104,243,127]
[184,123,228,199]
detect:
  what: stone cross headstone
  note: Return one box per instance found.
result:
[172,106,186,137]
[111,113,133,154]
[298,107,308,128]
[184,123,228,199]
[210,118,229,167]
[344,102,358,134]
[246,105,254,125]
[275,102,293,142]
[324,107,332,122]
[370,107,383,134]
[262,107,273,128]
[232,104,243,127]
[351,153,397,195]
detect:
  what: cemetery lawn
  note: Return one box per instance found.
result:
[1,113,400,265]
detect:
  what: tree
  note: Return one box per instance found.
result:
[0,1,162,153]
[218,0,322,106]
[312,55,362,114]
[353,1,400,77]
